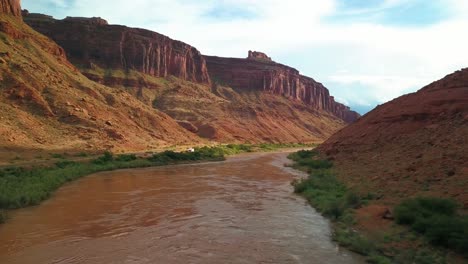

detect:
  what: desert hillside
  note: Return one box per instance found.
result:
[318,69,468,208]
[0,4,202,163]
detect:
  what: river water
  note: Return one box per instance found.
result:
[0,152,364,264]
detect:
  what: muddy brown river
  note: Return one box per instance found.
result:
[0,152,364,264]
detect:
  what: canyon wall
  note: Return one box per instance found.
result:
[0,0,21,17]
[204,54,360,123]
[318,68,468,207]
[24,13,210,84]
[24,13,358,124]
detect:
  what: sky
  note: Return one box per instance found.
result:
[22,0,468,114]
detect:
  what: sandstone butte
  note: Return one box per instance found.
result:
[20,11,360,144]
[318,68,468,209]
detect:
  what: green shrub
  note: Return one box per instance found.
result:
[367,253,392,264]
[323,200,345,220]
[395,197,468,255]
[333,227,375,256]
[115,154,137,162]
[92,151,114,164]
[297,159,333,169]
[55,160,77,169]
[287,149,318,160]
[345,192,362,209]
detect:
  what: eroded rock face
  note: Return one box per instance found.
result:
[24,13,210,84]
[204,54,360,123]
[318,68,468,207]
[0,0,21,17]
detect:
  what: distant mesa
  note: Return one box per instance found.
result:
[248,50,272,62]
[63,16,109,26]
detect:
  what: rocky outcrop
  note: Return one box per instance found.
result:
[24,13,210,84]
[204,53,360,123]
[248,50,272,62]
[318,68,468,207]
[63,16,108,26]
[0,0,21,17]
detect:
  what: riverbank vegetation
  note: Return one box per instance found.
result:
[0,143,312,220]
[288,150,385,261]
[0,147,225,211]
[395,197,468,256]
[288,150,466,263]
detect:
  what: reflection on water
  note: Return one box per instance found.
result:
[0,152,364,264]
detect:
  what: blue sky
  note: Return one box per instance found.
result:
[23,0,468,114]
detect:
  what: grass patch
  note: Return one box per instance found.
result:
[218,143,316,156]
[148,147,225,164]
[0,147,228,211]
[395,197,468,256]
[288,150,391,262]
[288,150,463,263]
[289,150,359,220]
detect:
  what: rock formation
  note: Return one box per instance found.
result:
[318,68,468,207]
[23,13,210,84]
[25,14,359,124]
[248,50,272,61]
[204,53,360,123]
[0,0,21,18]
[0,3,201,158]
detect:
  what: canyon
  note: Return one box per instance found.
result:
[0,1,361,161]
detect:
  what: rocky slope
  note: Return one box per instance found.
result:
[22,12,359,143]
[204,53,359,123]
[23,12,210,84]
[0,6,201,163]
[318,69,468,208]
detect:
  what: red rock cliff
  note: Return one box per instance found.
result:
[0,0,21,17]
[204,53,360,123]
[317,68,468,207]
[24,14,210,84]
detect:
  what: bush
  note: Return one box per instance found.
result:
[345,192,362,209]
[147,147,225,164]
[115,154,137,162]
[92,151,114,164]
[287,149,318,161]
[394,197,468,255]
[333,227,375,256]
[55,160,77,168]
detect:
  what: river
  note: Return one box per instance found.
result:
[0,152,364,264]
